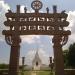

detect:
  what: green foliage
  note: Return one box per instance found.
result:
[0,64,9,69]
[67,43,75,68]
[63,49,69,68]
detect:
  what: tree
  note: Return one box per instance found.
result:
[0,64,9,69]
[67,43,75,68]
[63,49,69,68]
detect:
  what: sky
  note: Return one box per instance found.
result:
[0,0,75,65]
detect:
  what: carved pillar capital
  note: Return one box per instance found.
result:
[52,35,68,47]
[52,35,62,45]
[5,35,21,46]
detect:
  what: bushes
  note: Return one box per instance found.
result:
[0,64,9,69]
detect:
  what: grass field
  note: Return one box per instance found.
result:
[36,71,53,75]
[37,71,49,75]
[0,69,55,75]
[20,71,31,75]
[19,70,55,75]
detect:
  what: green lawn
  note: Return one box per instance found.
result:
[19,71,31,75]
[0,69,55,75]
[36,71,54,75]
[20,70,55,75]
[37,71,50,75]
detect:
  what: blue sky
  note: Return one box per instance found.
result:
[4,0,75,12]
[0,0,75,65]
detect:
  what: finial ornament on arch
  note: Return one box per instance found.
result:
[31,0,43,11]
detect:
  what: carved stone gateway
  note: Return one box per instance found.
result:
[2,0,71,75]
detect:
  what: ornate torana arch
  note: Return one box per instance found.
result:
[2,0,71,75]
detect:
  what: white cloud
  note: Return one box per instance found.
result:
[63,11,75,49]
[20,5,35,13]
[20,5,25,13]
[21,35,40,44]
[67,11,75,40]
[0,0,10,41]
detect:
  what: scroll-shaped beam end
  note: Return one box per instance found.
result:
[61,35,68,46]
[5,35,12,46]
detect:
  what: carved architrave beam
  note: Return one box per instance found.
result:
[4,21,69,27]
[2,30,71,35]
[5,13,68,18]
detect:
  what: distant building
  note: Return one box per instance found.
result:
[32,50,42,70]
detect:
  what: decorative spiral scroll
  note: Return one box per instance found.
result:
[5,35,13,46]
[5,35,21,46]
[61,35,68,46]
[52,35,68,46]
